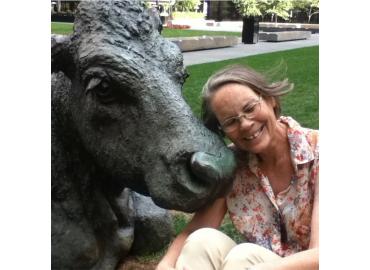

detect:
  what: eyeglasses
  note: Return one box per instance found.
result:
[219,95,262,133]
[279,212,288,244]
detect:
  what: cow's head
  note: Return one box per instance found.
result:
[51,0,236,212]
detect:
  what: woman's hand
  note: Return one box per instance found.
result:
[247,262,275,270]
[155,261,175,270]
[155,262,191,270]
[156,198,227,270]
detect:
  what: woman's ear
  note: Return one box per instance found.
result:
[271,96,277,108]
[51,34,74,78]
[265,96,277,109]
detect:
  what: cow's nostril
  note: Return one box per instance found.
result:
[189,152,222,185]
[189,150,237,190]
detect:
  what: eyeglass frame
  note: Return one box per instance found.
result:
[218,94,263,133]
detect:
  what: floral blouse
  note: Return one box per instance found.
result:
[226,116,319,257]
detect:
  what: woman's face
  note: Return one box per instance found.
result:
[210,83,279,154]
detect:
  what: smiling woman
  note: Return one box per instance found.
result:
[156,65,319,270]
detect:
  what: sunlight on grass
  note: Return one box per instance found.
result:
[51,22,73,35]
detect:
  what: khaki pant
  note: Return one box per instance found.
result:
[176,228,281,270]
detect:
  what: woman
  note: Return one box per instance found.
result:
[156,65,319,270]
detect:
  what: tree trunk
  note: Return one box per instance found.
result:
[57,0,61,12]
[308,5,312,23]
[308,11,319,23]
[242,16,259,44]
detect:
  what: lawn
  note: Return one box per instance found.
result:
[51,22,74,35]
[51,22,240,37]
[183,46,319,130]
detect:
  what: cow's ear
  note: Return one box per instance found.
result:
[51,34,74,77]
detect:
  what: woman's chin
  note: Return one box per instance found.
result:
[237,135,269,154]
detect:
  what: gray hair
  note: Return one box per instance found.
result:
[201,64,294,136]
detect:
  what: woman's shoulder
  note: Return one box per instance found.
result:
[301,126,319,161]
[280,116,319,156]
[280,116,318,140]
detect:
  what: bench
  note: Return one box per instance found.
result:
[168,36,240,52]
[259,31,311,42]
[259,22,319,34]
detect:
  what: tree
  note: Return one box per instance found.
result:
[232,0,262,17]
[232,0,263,44]
[173,0,201,12]
[259,0,293,23]
[233,0,293,22]
[57,0,62,12]
[292,0,319,23]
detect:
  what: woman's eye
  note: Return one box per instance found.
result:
[224,118,237,127]
[244,103,256,113]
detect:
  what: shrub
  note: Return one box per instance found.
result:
[173,0,201,12]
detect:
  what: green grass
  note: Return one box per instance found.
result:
[51,22,74,35]
[172,212,191,236]
[183,46,319,129]
[134,212,245,263]
[172,212,245,244]
[51,22,240,37]
[219,214,246,244]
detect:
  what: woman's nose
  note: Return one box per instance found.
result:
[239,116,254,131]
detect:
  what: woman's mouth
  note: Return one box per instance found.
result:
[245,125,264,141]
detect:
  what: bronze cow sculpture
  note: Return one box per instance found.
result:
[51,0,236,269]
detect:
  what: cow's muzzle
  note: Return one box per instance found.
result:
[189,151,236,193]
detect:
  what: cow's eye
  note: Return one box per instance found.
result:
[86,77,115,104]
[95,80,111,98]
[176,69,189,86]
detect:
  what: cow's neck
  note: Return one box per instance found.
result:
[51,107,128,268]
[52,107,95,200]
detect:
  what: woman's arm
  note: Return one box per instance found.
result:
[252,248,318,270]
[156,198,228,270]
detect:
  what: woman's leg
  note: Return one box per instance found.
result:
[176,228,236,270]
[222,243,281,270]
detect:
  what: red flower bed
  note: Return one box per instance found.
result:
[165,22,191,29]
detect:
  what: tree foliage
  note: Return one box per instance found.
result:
[291,0,319,22]
[232,0,262,17]
[233,0,319,23]
[173,0,201,12]
[261,0,293,22]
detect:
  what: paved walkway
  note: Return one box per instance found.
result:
[182,34,319,66]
